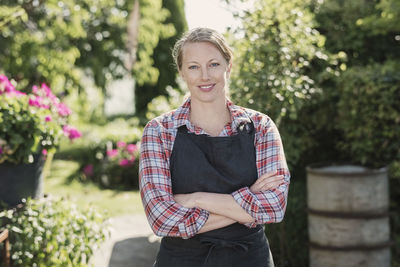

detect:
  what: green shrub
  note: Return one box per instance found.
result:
[55,118,143,189]
[335,61,400,264]
[0,196,109,266]
[78,140,140,189]
[228,0,339,124]
[336,61,400,168]
[313,0,400,66]
[145,85,187,122]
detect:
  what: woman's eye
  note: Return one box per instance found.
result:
[188,65,199,70]
[210,62,220,67]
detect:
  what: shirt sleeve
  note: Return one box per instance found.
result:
[231,116,290,226]
[139,120,210,239]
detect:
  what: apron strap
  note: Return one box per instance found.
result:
[199,236,253,267]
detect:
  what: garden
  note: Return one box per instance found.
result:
[1,0,399,266]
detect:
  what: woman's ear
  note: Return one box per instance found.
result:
[226,62,232,78]
[178,69,185,81]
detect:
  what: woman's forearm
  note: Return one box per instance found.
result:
[195,192,255,224]
[197,213,236,234]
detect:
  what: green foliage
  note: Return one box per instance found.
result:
[58,117,143,153]
[358,0,400,34]
[336,61,400,168]
[145,85,187,121]
[78,140,140,189]
[0,94,43,164]
[229,0,339,124]
[0,197,109,266]
[0,1,83,94]
[55,118,143,189]
[0,0,175,114]
[133,0,176,87]
[135,0,187,116]
[313,0,400,66]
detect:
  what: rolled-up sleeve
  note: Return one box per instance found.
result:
[139,120,209,239]
[232,116,290,226]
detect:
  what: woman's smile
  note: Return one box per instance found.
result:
[198,83,215,92]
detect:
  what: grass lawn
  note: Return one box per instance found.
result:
[44,159,144,218]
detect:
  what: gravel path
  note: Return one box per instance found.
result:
[89,213,161,267]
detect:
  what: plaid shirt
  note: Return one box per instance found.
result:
[139,98,290,239]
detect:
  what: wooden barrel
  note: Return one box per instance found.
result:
[306,163,391,267]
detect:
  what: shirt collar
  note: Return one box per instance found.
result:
[173,97,251,130]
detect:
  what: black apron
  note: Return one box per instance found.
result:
[154,120,274,267]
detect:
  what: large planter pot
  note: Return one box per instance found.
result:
[306,163,391,267]
[0,154,48,208]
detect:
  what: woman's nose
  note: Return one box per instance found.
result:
[201,66,210,80]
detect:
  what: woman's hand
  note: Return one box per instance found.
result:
[250,171,285,193]
[174,193,198,208]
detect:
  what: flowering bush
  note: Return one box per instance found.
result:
[80,140,140,188]
[0,74,81,164]
[0,196,110,266]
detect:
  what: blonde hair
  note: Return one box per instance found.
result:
[172,27,233,70]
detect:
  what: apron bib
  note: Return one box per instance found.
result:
[154,121,274,267]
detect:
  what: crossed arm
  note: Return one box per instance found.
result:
[174,172,285,233]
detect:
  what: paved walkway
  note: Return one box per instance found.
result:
[90,213,161,267]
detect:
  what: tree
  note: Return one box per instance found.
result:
[0,0,174,119]
[135,0,187,116]
[228,0,337,124]
[312,0,400,66]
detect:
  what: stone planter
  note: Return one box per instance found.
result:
[0,153,51,208]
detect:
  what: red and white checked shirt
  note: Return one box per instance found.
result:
[139,97,290,239]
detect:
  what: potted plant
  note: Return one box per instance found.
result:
[0,74,81,207]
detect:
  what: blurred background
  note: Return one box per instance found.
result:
[0,0,399,266]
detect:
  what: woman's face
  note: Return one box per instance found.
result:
[179,41,231,104]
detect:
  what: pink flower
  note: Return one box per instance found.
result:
[0,74,8,83]
[0,147,3,155]
[28,97,41,107]
[42,149,48,156]
[5,83,15,93]
[57,103,72,117]
[107,149,118,158]
[63,125,82,140]
[45,115,52,122]
[83,164,94,176]
[41,83,58,102]
[117,141,126,148]
[126,144,138,154]
[32,85,39,94]
[29,96,49,109]
[41,83,51,96]
[0,75,22,96]
[119,159,131,166]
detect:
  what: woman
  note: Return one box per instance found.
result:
[139,27,290,267]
